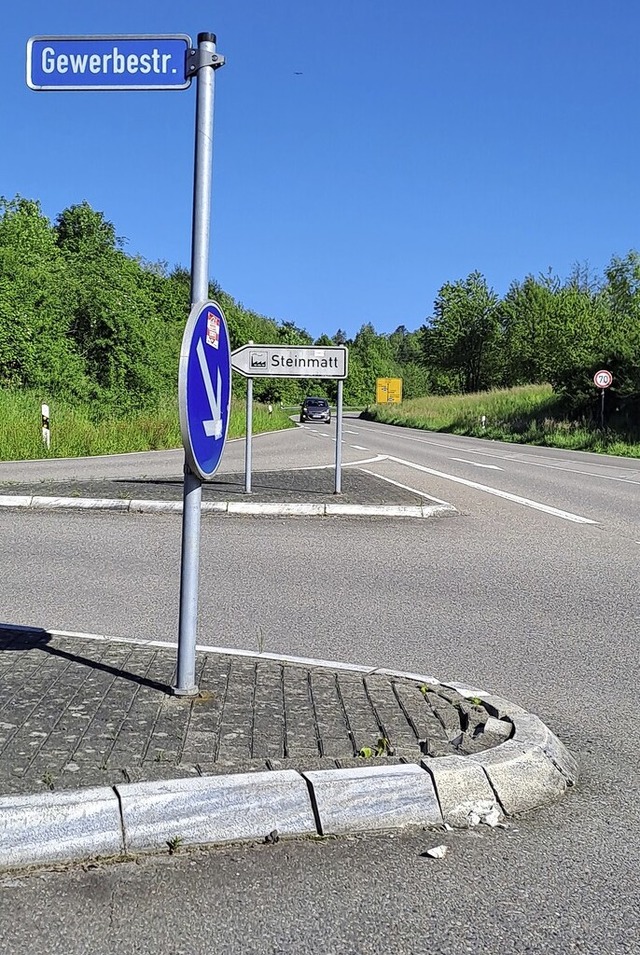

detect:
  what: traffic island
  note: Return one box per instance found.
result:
[0,468,457,518]
[0,628,577,870]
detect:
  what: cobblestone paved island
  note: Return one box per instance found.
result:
[0,628,512,796]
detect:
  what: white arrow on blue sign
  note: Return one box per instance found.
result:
[179,301,232,480]
[26,35,192,91]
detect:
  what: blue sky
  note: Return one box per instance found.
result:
[3,1,640,340]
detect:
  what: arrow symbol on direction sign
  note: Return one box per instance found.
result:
[196,338,223,438]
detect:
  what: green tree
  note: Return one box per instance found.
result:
[422,271,501,393]
[55,201,120,256]
[0,197,88,396]
[499,272,560,386]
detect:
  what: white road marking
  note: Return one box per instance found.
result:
[294,455,387,471]
[387,455,598,524]
[343,455,387,467]
[507,459,640,486]
[350,445,369,451]
[343,429,359,434]
[359,468,452,505]
[354,421,640,481]
[450,457,503,470]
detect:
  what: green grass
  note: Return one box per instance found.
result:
[0,390,295,460]
[363,384,640,457]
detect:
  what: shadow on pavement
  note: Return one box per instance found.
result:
[0,623,171,694]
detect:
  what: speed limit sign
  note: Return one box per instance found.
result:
[593,369,613,389]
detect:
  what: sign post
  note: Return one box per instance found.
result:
[244,342,254,494]
[231,345,348,380]
[375,377,403,405]
[335,380,344,494]
[593,369,613,429]
[27,34,192,91]
[231,344,349,493]
[175,33,225,696]
[27,30,226,697]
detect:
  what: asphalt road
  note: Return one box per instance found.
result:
[0,421,638,954]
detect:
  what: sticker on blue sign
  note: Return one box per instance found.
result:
[26,35,192,91]
[179,301,232,480]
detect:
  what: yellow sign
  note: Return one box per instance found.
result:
[376,377,403,404]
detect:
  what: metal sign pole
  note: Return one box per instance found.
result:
[245,377,253,493]
[334,379,343,494]
[600,388,605,429]
[175,32,221,696]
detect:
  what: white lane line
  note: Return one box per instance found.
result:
[343,429,359,435]
[451,457,503,471]
[354,422,640,480]
[350,445,369,451]
[506,459,640,486]
[387,455,598,524]
[360,468,452,505]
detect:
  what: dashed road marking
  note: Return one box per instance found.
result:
[450,457,503,470]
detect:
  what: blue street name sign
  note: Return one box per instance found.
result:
[179,300,232,480]
[26,35,192,91]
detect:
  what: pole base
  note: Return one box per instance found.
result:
[172,684,199,698]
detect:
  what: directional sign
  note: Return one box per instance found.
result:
[26,35,192,91]
[231,344,348,379]
[593,369,613,389]
[179,301,232,480]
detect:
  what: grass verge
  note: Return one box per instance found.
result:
[362,384,640,457]
[0,390,295,460]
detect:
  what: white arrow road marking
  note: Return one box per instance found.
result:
[196,339,223,439]
[450,457,503,470]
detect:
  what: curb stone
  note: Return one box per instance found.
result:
[0,494,456,519]
[421,755,501,828]
[117,770,317,852]
[302,763,443,835]
[469,740,568,815]
[0,786,123,870]
[0,642,578,871]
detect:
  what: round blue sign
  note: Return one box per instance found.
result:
[179,300,232,479]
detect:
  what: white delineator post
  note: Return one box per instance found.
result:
[41,403,50,450]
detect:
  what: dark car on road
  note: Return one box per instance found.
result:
[300,396,331,424]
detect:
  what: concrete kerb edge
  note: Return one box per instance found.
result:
[0,631,578,871]
[0,494,457,519]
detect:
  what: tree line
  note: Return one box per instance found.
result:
[422,263,640,424]
[1,195,639,422]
